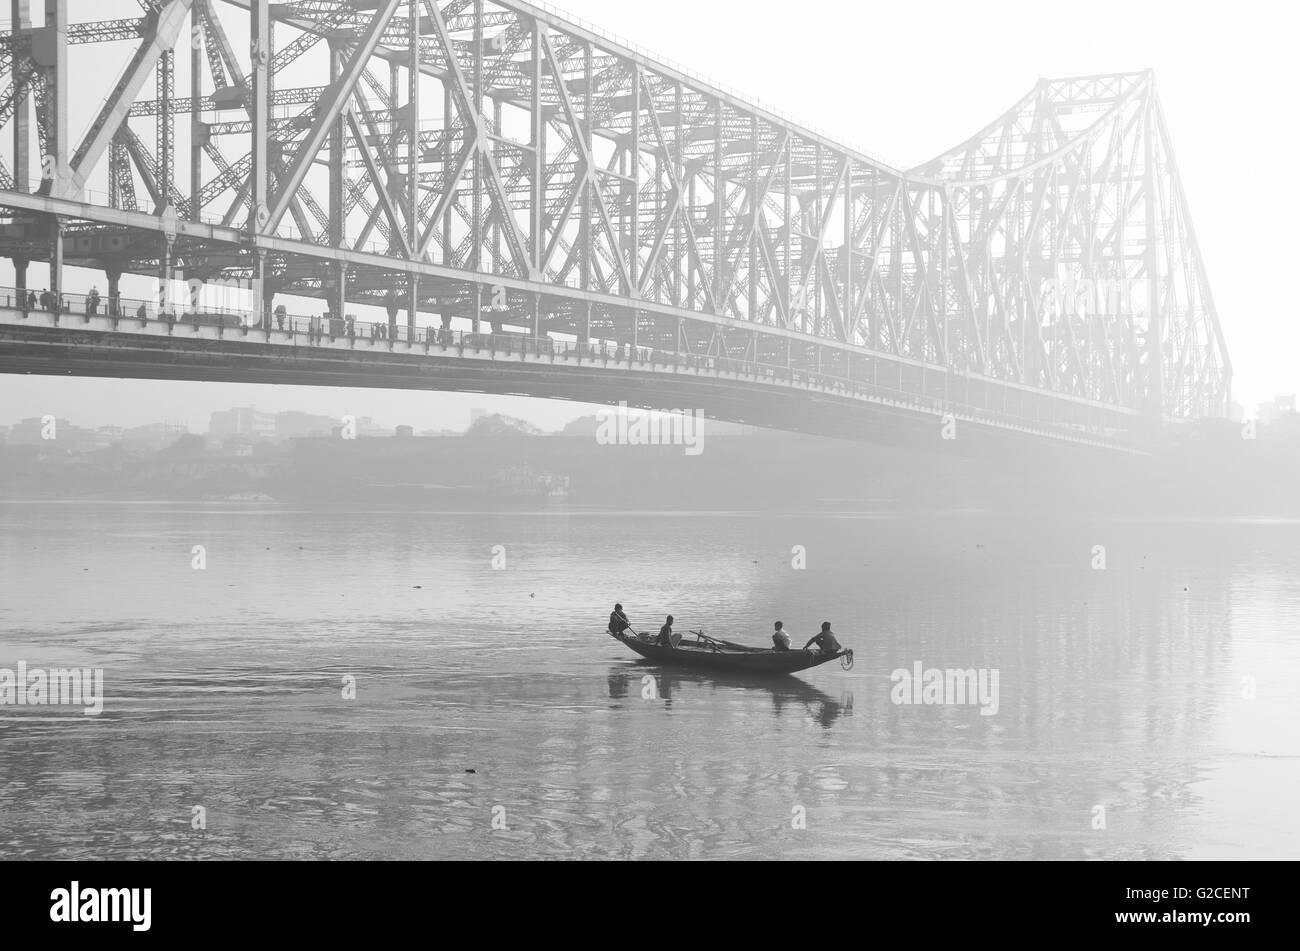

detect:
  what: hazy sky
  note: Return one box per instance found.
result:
[1,0,1294,429]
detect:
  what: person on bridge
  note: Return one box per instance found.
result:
[771,621,791,652]
[804,622,842,655]
[39,289,51,311]
[25,290,36,311]
[86,287,100,316]
[609,603,630,636]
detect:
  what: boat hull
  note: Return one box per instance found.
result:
[608,630,848,675]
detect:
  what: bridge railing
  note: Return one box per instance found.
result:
[0,285,1132,447]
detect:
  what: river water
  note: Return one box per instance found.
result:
[1,502,1297,859]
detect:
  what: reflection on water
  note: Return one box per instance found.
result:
[607,665,853,728]
[0,503,1297,859]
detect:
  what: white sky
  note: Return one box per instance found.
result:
[1,0,1294,430]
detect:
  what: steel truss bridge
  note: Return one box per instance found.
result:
[0,1,1230,454]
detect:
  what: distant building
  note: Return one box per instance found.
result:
[1258,395,1297,427]
[274,410,337,441]
[120,422,189,452]
[3,416,109,451]
[469,407,488,428]
[220,435,256,457]
[7,416,64,446]
[210,406,276,441]
[395,425,414,438]
[355,416,388,438]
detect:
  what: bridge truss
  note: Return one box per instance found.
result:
[0,0,1230,440]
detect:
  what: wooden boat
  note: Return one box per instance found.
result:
[608,628,852,675]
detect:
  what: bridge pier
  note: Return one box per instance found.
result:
[251,250,271,328]
[406,275,418,334]
[261,283,275,331]
[49,221,63,311]
[13,256,27,310]
[105,265,121,317]
[158,234,172,315]
[330,263,346,330]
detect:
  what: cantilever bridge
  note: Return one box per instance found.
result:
[0,1,1230,454]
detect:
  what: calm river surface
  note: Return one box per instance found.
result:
[1,502,1297,859]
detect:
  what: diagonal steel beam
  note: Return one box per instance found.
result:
[347,109,412,259]
[424,0,534,278]
[264,0,400,233]
[68,0,193,198]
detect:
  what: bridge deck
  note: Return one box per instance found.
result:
[0,290,1146,456]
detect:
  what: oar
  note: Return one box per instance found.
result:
[609,613,638,639]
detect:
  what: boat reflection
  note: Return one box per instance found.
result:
[606,664,853,728]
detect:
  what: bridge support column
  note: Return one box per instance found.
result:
[49,221,63,311]
[105,265,121,318]
[406,275,418,334]
[158,235,172,313]
[472,284,481,335]
[13,257,28,309]
[531,293,540,340]
[579,302,590,344]
[38,0,67,198]
[261,276,274,332]
[12,1,32,193]
[385,297,399,336]
[258,255,274,330]
[331,263,346,329]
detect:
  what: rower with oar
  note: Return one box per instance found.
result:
[608,603,632,637]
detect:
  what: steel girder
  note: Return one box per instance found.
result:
[910,72,1230,421]
[0,2,1229,427]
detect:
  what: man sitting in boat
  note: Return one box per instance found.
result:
[771,621,791,652]
[609,603,630,636]
[657,615,681,649]
[803,622,842,654]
